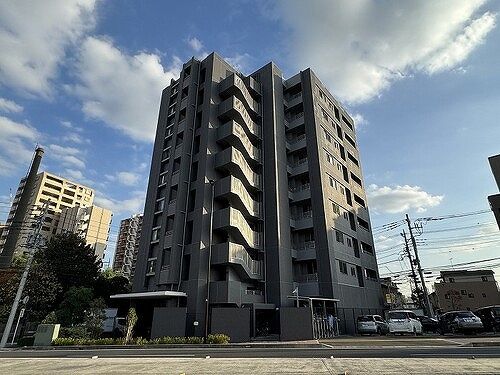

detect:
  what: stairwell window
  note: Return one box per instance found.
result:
[339,260,348,274]
[335,230,344,244]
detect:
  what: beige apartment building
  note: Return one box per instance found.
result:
[433,270,500,313]
[57,205,113,260]
[0,171,95,258]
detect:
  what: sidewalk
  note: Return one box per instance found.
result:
[1,357,499,374]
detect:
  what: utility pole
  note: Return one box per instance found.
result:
[401,230,419,297]
[0,201,48,348]
[406,214,434,317]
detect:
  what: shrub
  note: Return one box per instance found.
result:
[59,325,89,339]
[148,336,203,345]
[17,336,35,347]
[206,333,230,344]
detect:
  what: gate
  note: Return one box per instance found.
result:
[312,314,339,339]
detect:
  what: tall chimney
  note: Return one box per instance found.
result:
[0,147,44,269]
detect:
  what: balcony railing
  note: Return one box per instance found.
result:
[291,211,313,221]
[229,243,263,277]
[295,273,319,283]
[289,183,310,192]
[293,240,316,251]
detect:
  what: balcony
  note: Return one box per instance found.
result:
[215,176,261,219]
[213,207,261,249]
[285,113,304,130]
[288,158,309,176]
[217,120,261,165]
[288,183,311,202]
[209,281,264,305]
[286,133,306,152]
[291,241,316,260]
[245,76,262,96]
[211,242,263,280]
[215,147,261,191]
[290,211,313,230]
[284,92,303,109]
[218,96,261,140]
[219,73,260,117]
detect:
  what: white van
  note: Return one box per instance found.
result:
[387,310,423,335]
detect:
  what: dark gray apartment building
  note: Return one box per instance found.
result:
[119,53,383,341]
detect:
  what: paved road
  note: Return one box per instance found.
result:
[1,345,500,358]
[1,357,500,374]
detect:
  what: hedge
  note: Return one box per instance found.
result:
[52,333,230,346]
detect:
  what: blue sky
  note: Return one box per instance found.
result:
[1,0,499,292]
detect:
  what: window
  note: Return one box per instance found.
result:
[357,217,369,231]
[173,157,181,173]
[468,293,475,298]
[166,216,175,234]
[193,135,201,154]
[162,248,171,269]
[200,68,206,82]
[335,230,344,244]
[332,202,340,216]
[345,133,356,148]
[351,267,356,276]
[482,276,488,282]
[155,199,165,212]
[346,237,352,247]
[339,260,348,274]
[176,132,184,146]
[146,258,157,275]
[449,278,455,283]
[350,173,362,187]
[323,129,332,143]
[354,194,366,207]
[151,228,160,242]
[169,185,178,202]
[461,290,467,295]
[159,173,167,186]
[191,162,198,182]
[185,220,194,244]
[334,107,340,121]
[482,293,487,298]
[365,268,378,280]
[361,242,373,254]
[188,190,196,212]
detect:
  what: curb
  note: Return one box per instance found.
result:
[10,343,323,351]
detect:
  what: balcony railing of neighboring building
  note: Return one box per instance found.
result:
[295,273,319,283]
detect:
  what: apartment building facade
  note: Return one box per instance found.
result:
[113,214,143,280]
[56,205,113,260]
[433,270,500,313]
[488,154,500,230]
[0,171,95,260]
[126,53,383,340]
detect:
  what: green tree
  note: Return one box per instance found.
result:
[94,270,130,303]
[56,287,94,327]
[38,233,101,295]
[83,298,106,338]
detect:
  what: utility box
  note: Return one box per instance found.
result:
[33,324,60,346]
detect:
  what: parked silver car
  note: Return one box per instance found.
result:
[438,311,483,334]
[356,315,389,335]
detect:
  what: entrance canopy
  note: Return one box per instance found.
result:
[110,291,187,300]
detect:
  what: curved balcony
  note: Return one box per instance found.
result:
[215,147,261,191]
[211,242,263,280]
[218,96,261,141]
[217,120,261,165]
[215,176,261,220]
[219,73,260,117]
[213,207,261,249]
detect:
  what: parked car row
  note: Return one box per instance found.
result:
[356,306,500,336]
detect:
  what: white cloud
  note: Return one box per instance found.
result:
[60,120,83,132]
[0,0,97,97]
[277,1,497,103]
[187,37,204,52]
[0,98,23,113]
[367,184,444,214]
[351,113,368,129]
[47,144,86,169]
[62,132,90,144]
[72,36,181,142]
[224,53,252,73]
[94,190,145,215]
[117,172,140,186]
[0,116,39,175]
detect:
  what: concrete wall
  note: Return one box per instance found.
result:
[280,307,313,341]
[151,307,187,338]
[211,307,251,343]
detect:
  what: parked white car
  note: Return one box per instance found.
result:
[387,310,423,335]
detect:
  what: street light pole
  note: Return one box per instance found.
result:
[204,180,215,343]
